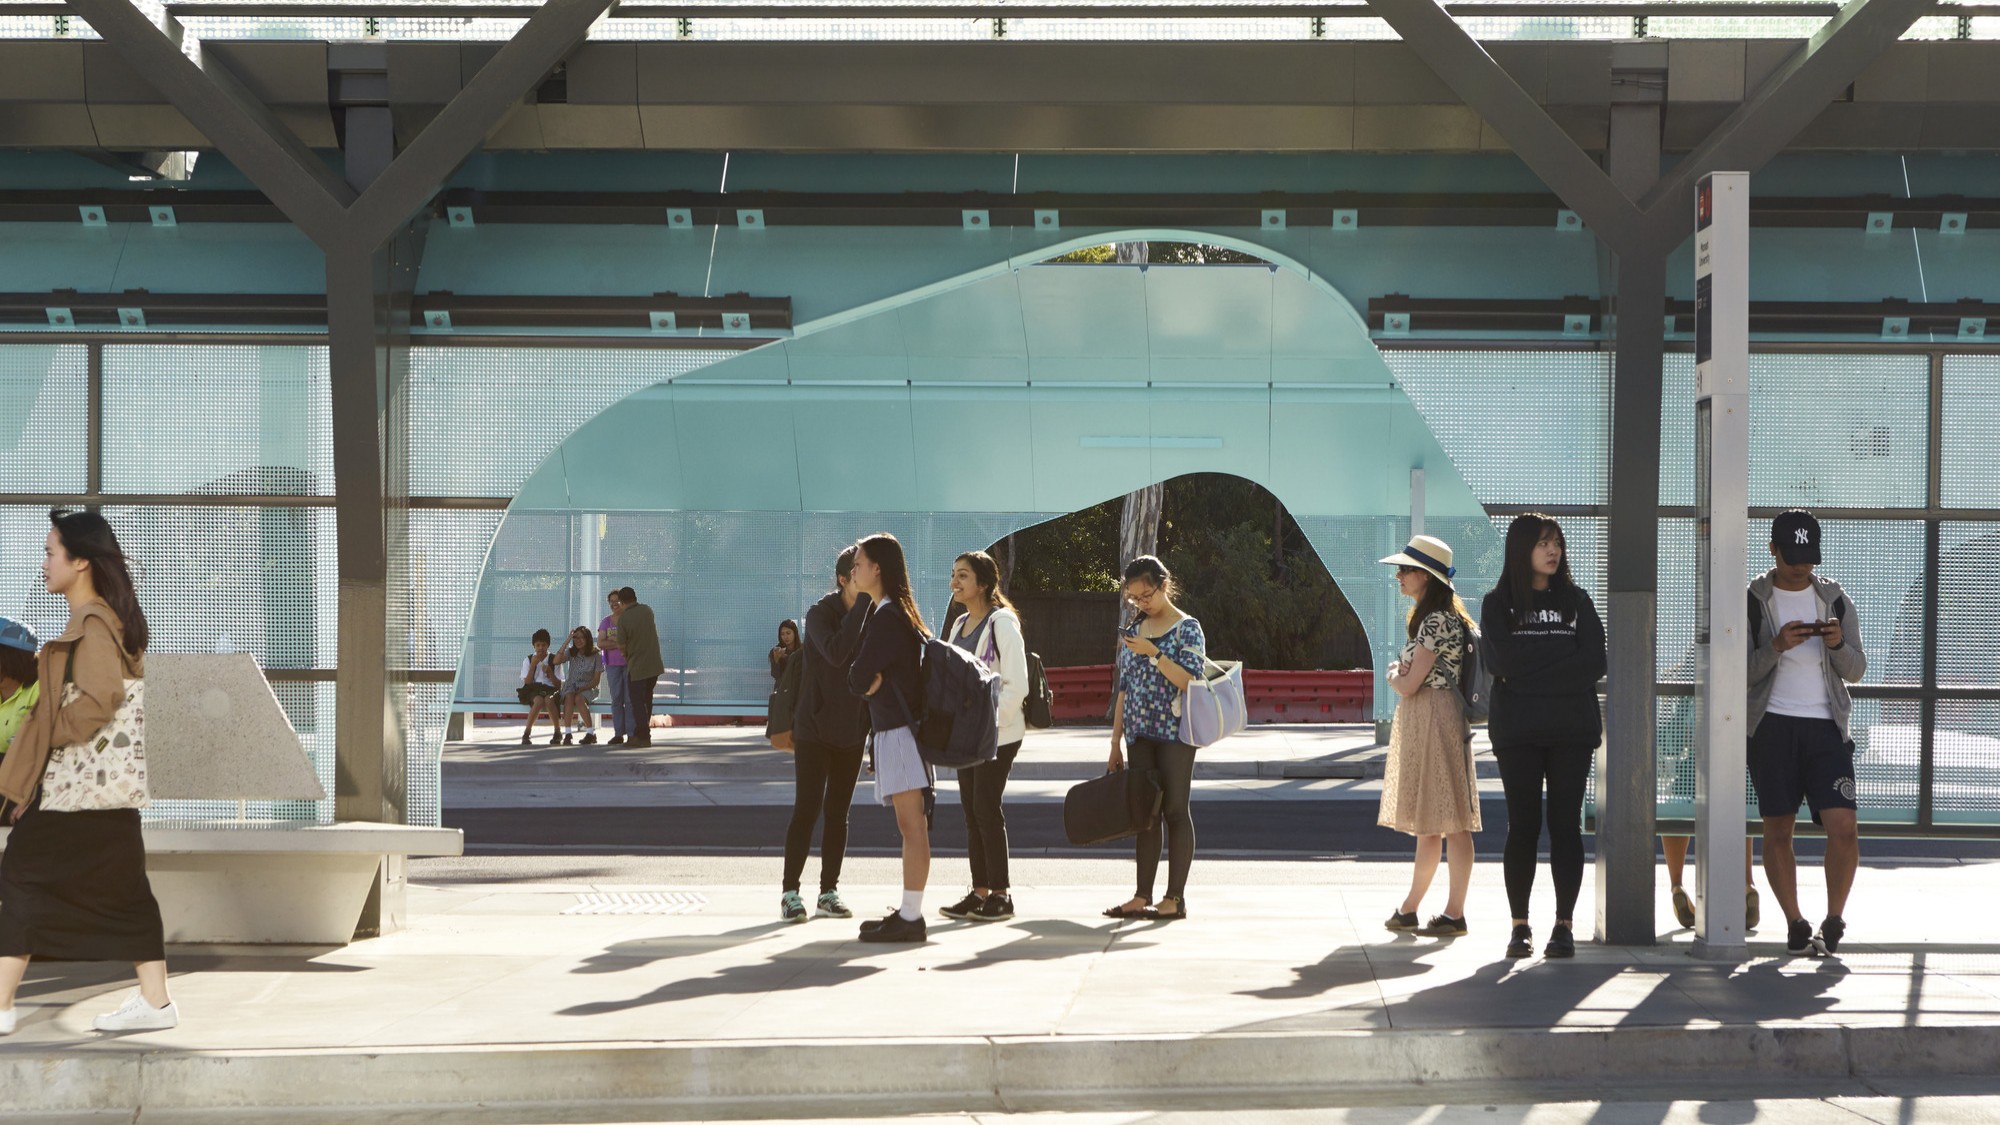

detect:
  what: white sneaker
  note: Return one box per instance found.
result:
[92,992,178,1032]
[0,1007,15,1035]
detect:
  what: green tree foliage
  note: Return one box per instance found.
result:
[1044,242,1267,266]
[999,475,1369,670]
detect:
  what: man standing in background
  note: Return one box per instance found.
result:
[616,585,664,748]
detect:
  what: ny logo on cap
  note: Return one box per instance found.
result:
[1796,529,1811,545]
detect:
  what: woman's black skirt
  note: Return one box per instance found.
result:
[0,797,166,962]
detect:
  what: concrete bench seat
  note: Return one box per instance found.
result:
[0,819,463,945]
[0,654,461,945]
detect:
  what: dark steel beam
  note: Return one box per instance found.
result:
[1363,0,1647,258]
[346,0,618,247]
[0,290,794,332]
[62,0,353,247]
[1639,0,1940,252]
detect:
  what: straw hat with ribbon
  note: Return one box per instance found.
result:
[1379,534,1457,590]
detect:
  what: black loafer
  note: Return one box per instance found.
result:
[1544,925,1576,959]
[1506,924,1534,959]
[1385,910,1420,932]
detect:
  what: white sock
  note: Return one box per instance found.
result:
[899,890,923,922]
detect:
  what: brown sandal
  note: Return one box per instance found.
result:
[1102,900,1150,919]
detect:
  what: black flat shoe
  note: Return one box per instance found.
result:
[1385,910,1420,932]
[1544,925,1576,959]
[1103,901,1151,919]
[1143,896,1187,922]
[1416,914,1467,938]
[1505,924,1533,959]
[860,911,926,944]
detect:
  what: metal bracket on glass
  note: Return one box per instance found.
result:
[447,206,475,229]
[1261,209,1286,230]
[1881,316,1910,338]
[1865,211,1894,235]
[1034,209,1060,231]
[649,312,679,333]
[1940,212,1967,235]
[736,209,765,230]
[45,307,73,327]
[666,208,693,229]
[1556,209,1583,231]
[1959,317,1987,339]
[962,209,990,230]
[1332,208,1358,231]
[150,206,176,228]
[116,307,146,328]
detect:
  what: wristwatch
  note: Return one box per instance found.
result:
[1148,655,1162,669]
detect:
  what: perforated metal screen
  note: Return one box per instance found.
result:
[1942,357,2000,509]
[102,345,333,496]
[0,345,88,493]
[1385,350,1610,506]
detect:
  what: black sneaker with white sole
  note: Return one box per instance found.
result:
[860,911,927,943]
[938,892,984,921]
[1787,917,1814,954]
[973,893,1014,922]
[1816,916,1845,955]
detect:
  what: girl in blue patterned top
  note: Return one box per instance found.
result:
[1103,555,1205,923]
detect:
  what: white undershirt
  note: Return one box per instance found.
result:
[1766,585,1832,720]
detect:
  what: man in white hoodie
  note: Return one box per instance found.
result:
[1747,510,1866,957]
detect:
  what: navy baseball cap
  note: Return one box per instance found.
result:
[1771,510,1822,566]
[0,617,37,654]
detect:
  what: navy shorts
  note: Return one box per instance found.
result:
[1748,712,1857,826]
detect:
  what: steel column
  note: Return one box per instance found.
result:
[1596,98,1667,946]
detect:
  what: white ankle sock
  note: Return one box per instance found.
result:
[899,890,923,922]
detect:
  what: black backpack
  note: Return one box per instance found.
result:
[895,636,1002,770]
[1453,618,1493,724]
[1023,651,1055,730]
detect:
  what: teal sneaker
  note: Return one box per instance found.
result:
[816,891,852,919]
[781,891,807,923]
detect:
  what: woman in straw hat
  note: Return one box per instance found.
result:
[1377,534,1482,939]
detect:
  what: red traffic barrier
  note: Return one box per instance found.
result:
[1044,665,1372,724]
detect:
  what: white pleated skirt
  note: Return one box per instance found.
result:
[871,725,933,804]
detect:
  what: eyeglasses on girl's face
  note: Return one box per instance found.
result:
[1124,583,1162,608]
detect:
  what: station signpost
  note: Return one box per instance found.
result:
[1692,171,1751,960]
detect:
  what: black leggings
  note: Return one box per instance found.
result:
[1494,743,1594,922]
[782,738,865,894]
[1129,735,1197,902]
[957,740,1022,892]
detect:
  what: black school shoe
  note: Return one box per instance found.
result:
[1787,917,1815,954]
[1544,925,1576,959]
[860,910,927,943]
[974,893,1015,922]
[1385,911,1420,932]
[1816,916,1846,955]
[938,892,984,921]
[1505,924,1534,959]
[1416,914,1467,938]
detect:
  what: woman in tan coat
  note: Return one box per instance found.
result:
[0,510,173,1035]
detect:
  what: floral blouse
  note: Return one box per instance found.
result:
[1116,615,1208,743]
[1400,609,1467,692]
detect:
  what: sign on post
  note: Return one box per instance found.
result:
[1692,172,1750,961]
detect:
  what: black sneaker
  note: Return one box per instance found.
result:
[519,734,531,746]
[608,735,625,746]
[938,892,984,921]
[546,733,562,746]
[974,893,1015,922]
[859,908,894,934]
[1816,916,1845,955]
[1544,925,1576,959]
[1384,910,1420,932]
[1787,917,1814,954]
[860,911,926,944]
[581,732,597,745]
[1505,924,1533,959]
[1416,914,1467,938]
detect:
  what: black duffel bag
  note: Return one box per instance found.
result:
[1063,767,1164,846]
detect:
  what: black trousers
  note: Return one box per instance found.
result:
[1129,735,1197,902]
[1494,742,1594,922]
[956,740,1022,891]
[782,738,866,894]
[626,673,659,743]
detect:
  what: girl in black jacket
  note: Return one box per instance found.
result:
[845,532,932,944]
[779,547,871,925]
[1481,514,1606,960]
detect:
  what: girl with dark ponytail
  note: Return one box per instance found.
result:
[0,510,174,1035]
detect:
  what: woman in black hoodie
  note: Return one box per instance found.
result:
[1481,514,1606,960]
[779,546,872,925]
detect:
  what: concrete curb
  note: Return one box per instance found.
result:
[7,1023,1998,1118]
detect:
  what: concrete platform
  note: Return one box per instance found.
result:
[4,857,1998,1119]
